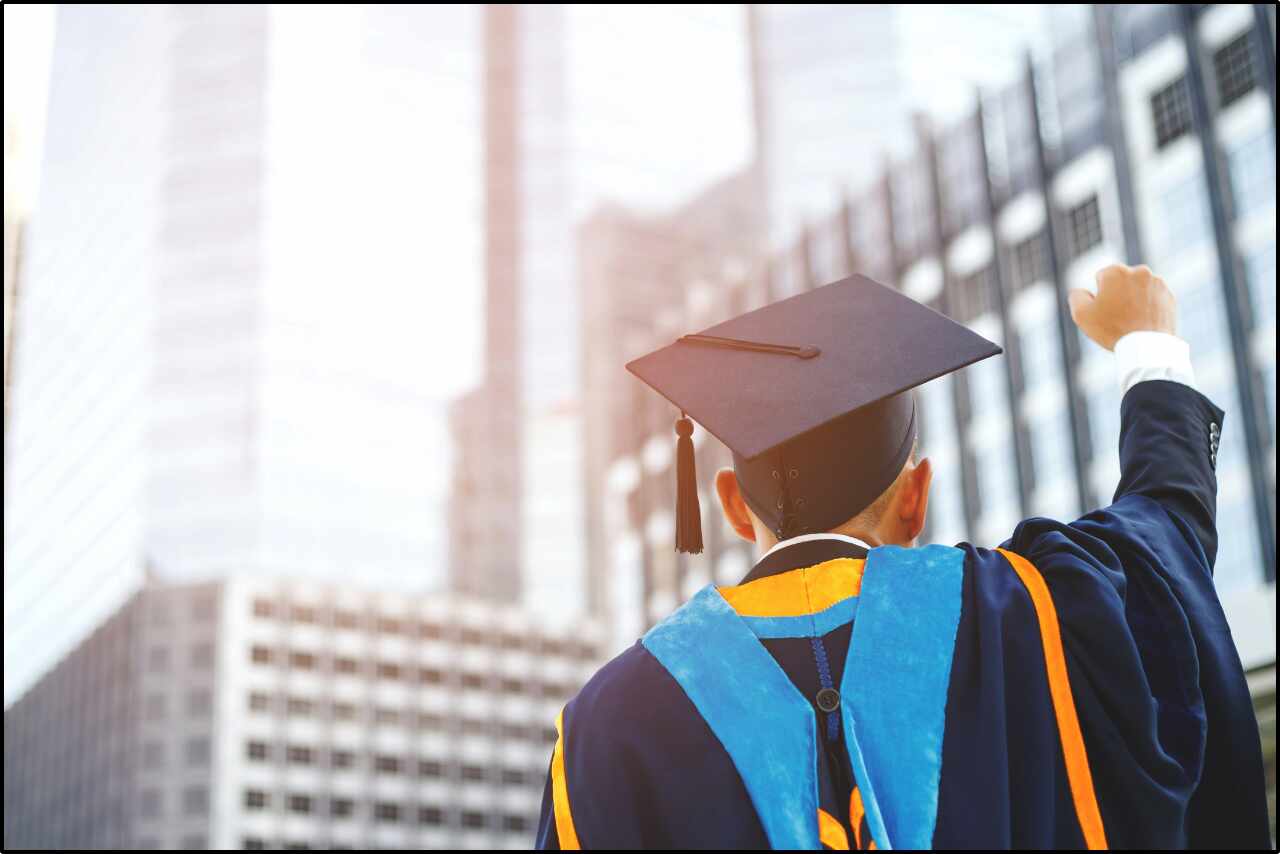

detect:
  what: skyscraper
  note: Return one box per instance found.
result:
[5,4,481,704]
[748,4,1050,251]
[449,5,578,611]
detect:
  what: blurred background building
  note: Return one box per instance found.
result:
[3,2,1275,848]
[3,577,601,850]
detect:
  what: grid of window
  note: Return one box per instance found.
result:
[245,644,575,698]
[1066,196,1103,259]
[240,789,534,834]
[243,691,558,742]
[246,599,594,658]
[1150,76,1193,149]
[1228,129,1277,221]
[955,266,995,323]
[1213,32,1256,109]
[1011,232,1049,290]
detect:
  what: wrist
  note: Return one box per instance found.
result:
[1114,331,1196,394]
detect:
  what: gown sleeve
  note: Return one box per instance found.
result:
[933,379,1269,849]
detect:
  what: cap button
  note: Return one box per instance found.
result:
[815,687,841,713]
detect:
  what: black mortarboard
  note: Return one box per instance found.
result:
[625,274,1001,552]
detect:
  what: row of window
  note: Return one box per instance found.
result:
[247,646,578,697]
[1151,30,1258,151]
[249,599,593,659]
[242,789,532,832]
[246,691,558,743]
[244,740,542,784]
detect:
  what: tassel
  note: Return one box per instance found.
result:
[674,414,704,554]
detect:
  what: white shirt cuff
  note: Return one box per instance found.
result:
[1114,330,1196,394]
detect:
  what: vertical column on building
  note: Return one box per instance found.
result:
[1178,5,1277,579]
[1025,54,1095,513]
[974,94,1033,518]
[919,126,979,541]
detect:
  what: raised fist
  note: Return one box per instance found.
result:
[1068,264,1177,351]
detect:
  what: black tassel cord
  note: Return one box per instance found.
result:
[674,414,704,554]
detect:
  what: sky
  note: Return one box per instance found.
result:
[3,4,1050,402]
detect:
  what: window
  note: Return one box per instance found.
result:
[417,711,445,730]
[247,741,269,761]
[419,667,443,685]
[288,794,313,814]
[1011,232,1048,290]
[140,788,163,818]
[1228,129,1276,220]
[244,789,270,810]
[145,693,167,721]
[1067,196,1102,258]
[374,707,401,726]
[185,737,210,766]
[290,605,317,624]
[251,598,274,619]
[330,749,355,769]
[501,768,526,785]
[286,696,314,717]
[288,651,315,671]
[248,691,270,713]
[182,786,209,816]
[374,754,402,774]
[499,677,524,694]
[460,672,485,690]
[250,645,272,665]
[375,802,401,822]
[375,661,402,681]
[190,642,214,669]
[330,797,355,819]
[333,656,358,675]
[376,616,403,635]
[461,810,486,829]
[148,647,170,673]
[1213,32,1256,109]
[186,688,212,717]
[418,759,443,778]
[191,594,216,622]
[142,741,165,770]
[460,628,484,646]
[1151,76,1192,149]
[419,622,443,640]
[461,764,485,782]
[287,745,314,765]
[332,701,358,721]
[1158,177,1211,259]
[504,814,529,833]
[334,610,359,629]
[418,805,444,826]
[243,838,266,850]
[955,266,994,323]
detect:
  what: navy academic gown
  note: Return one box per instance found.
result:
[536,380,1270,849]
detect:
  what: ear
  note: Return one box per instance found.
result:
[714,467,757,543]
[897,457,932,543]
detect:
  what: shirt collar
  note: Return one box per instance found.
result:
[742,532,872,585]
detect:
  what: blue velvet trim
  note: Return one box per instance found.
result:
[642,586,822,850]
[842,544,964,850]
[739,595,859,639]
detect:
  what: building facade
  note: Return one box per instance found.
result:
[3,577,603,850]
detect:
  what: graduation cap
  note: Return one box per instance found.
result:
[625,274,1001,553]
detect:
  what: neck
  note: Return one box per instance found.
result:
[757,530,877,560]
